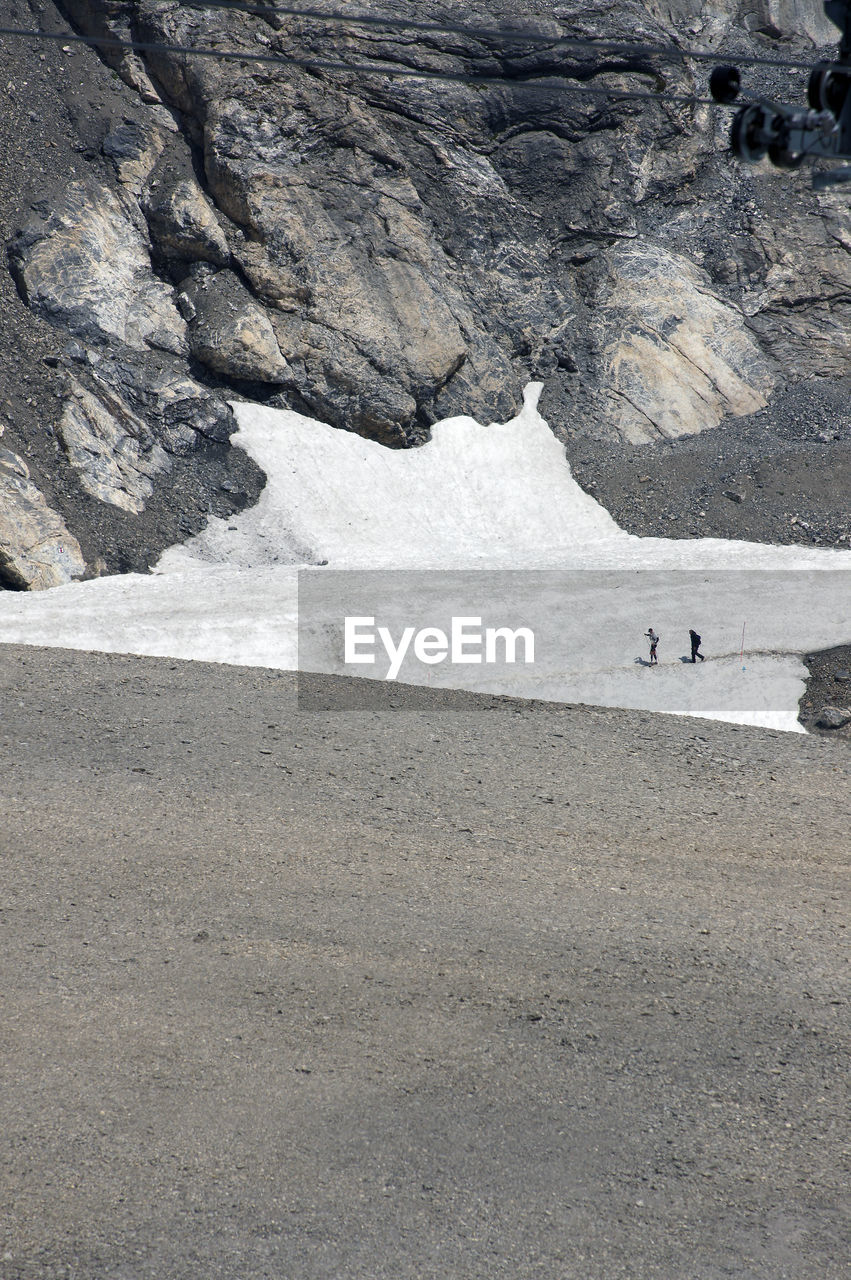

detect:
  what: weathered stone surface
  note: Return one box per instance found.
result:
[746,0,838,42]
[11,0,851,458]
[142,170,230,265]
[584,246,775,444]
[199,90,475,431]
[9,180,187,356]
[183,268,289,384]
[58,375,171,513]
[706,198,851,380]
[648,0,837,42]
[233,240,309,312]
[148,371,236,452]
[0,449,87,589]
[103,120,166,195]
[268,314,420,445]
[815,705,851,729]
[59,0,165,104]
[71,347,239,456]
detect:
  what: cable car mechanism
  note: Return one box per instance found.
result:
[713,1,851,187]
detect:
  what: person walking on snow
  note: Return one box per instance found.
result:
[645,627,659,665]
[689,629,705,663]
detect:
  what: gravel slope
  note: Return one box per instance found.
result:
[1,645,848,1280]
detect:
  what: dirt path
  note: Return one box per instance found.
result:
[1,645,848,1279]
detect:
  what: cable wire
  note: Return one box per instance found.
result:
[0,25,720,105]
[181,0,828,73]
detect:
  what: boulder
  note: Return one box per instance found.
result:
[141,171,230,265]
[148,372,236,453]
[58,376,171,513]
[815,705,851,729]
[55,346,237,464]
[584,246,775,444]
[8,180,187,355]
[90,349,237,452]
[183,268,290,384]
[0,449,87,590]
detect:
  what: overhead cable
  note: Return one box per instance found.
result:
[183,0,822,73]
[0,25,720,104]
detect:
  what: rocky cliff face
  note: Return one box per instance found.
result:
[2,0,851,586]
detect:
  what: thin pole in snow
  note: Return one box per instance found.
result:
[740,622,746,671]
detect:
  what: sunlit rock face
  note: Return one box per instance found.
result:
[58,377,172,515]
[11,1,850,446]
[586,246,775,443]
[4,1,851,587]
[8,179,187,356]
[0,448,87,590]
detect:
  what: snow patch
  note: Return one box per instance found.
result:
[1,383,849,732]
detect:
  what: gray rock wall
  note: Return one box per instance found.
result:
[0,446,86,590]
[4,0,851,583]
[34,0,848,440]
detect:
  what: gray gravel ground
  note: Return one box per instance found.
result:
[559,378,851,550]
[1,645,848,1280]
[800,643,851,739]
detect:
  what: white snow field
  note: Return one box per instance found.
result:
[1,383,849,731]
